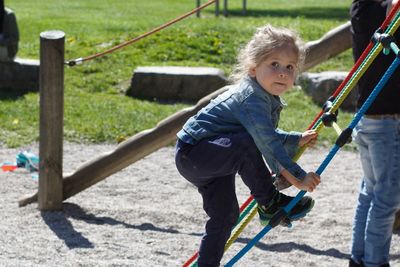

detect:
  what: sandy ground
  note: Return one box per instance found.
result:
[0,142,399,267]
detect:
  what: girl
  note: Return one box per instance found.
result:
[175,24,320,267]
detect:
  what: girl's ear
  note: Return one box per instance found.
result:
[249,66,256,77]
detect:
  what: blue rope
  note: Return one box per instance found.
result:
[225,50,400,267]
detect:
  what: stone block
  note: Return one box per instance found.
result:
[127,66,228,101]
[298,71,357,111]
[0,58,39,91]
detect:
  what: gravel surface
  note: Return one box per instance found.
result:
[0,142,399,267]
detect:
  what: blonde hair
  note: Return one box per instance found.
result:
[229,24,305,84]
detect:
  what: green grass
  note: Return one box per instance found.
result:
[1,0,355,147]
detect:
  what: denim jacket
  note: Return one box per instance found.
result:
[177,76,306,180]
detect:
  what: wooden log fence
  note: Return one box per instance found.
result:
[303,21,351,71]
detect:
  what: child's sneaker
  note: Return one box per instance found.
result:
[258,192,314,226]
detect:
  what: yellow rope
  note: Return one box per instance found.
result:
[332,122,342,136]
[225,205,258,251]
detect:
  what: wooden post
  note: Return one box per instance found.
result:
[196,0,200,17]
[197,0,220,18]
[223,0,228,17]
[215,0,219,17]
[242,0,247,15]
[38,30,65,211]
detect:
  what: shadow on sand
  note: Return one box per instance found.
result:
[41,202,181,249]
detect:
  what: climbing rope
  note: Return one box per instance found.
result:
[225,10,400,267]
[308,7,400,143]
[65,0,217,66]
[182,3,400,266]
[228,2,400,255]
[306,3,400,129]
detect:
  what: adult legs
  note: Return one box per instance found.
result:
[351,118,400,266]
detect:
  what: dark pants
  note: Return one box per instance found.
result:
[175,132,276,267]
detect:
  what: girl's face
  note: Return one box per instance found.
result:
[249,46,298,96]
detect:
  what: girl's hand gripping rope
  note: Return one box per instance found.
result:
[299,130,318,148]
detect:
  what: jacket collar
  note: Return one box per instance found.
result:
[244,76,286,108]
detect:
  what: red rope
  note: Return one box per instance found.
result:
[65,0,217,66]
[182,252,199,267]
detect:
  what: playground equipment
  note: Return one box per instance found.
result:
[18,0,398,265]
[18,20,352,208]
[182,2,400,266]
[228,24,400,267]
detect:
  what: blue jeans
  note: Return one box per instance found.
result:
[351,117,400,267]
[175,132,276,267]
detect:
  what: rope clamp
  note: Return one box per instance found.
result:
[375,33,396,49]
[65,58,84,67]
[322,112,337,127]
[335,127,353,147]
[322,97,339,127]
[371,28,384,44]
